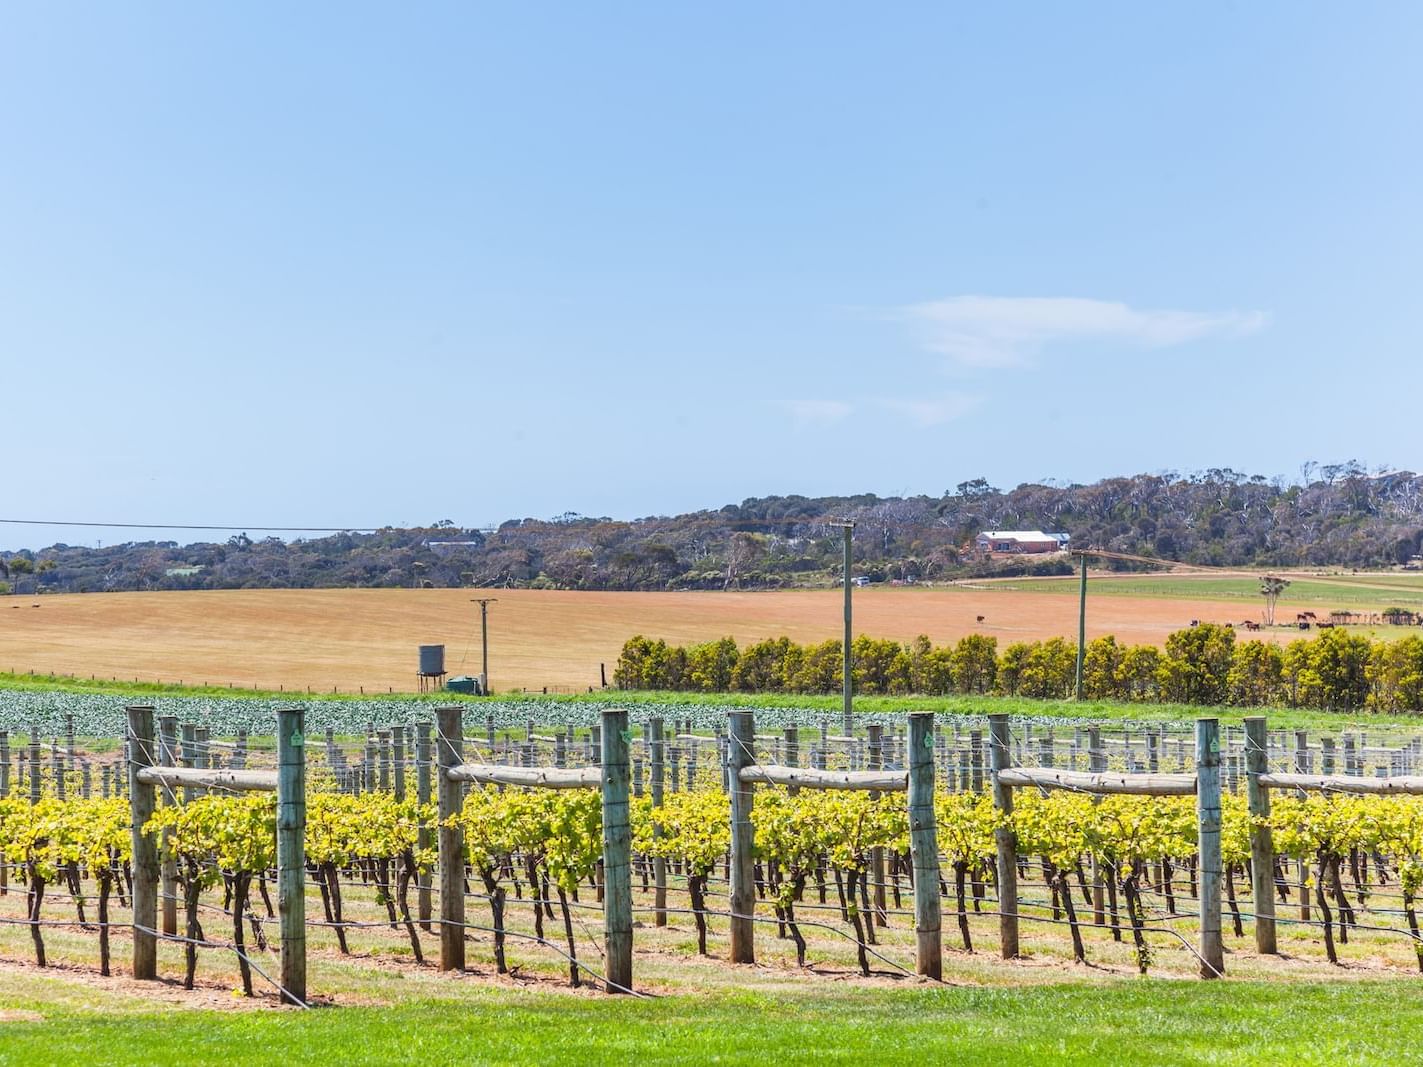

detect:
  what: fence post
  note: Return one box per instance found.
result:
[649,717,667,927]
[276,707,307,1005]
[1295,730,1311,922]
[728,710,756,964]
[988,713,1020,958]
[436,705,465,970]
[1243,716,1277,954]
[391,725,406,801]
[907,711,942,979]
[1196,717,1224,978]
[415,720,433,931]
[601,708,633,993]
[158,715,179,936]
[29,727,40,804]
[867,723,887,927]
[0,730,7,894]
[125,705,159,981]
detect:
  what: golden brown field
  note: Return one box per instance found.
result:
[0,585,1265,692]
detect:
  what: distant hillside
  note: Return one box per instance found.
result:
[4,464,1422,594]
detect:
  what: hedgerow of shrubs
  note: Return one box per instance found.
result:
[613,624,1423,713]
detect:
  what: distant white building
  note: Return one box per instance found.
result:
[975,530,1070,555]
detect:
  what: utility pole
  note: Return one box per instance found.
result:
[832,522,855,736]
[470,597,497,695]
[1074,552,1087,700]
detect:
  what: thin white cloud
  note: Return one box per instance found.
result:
[876,392,981,427]
[899,296,1269,368]
[786,399,853,425]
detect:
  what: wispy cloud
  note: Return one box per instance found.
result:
[899,296,1268,369]
[876,391,981,427]
[786,398,853,425]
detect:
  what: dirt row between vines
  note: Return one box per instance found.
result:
[0,586,1274,693]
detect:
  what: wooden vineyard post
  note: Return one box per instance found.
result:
[1243,716,1277,954]
[1295,730,1311,922]
[392,725,406,801]
[728,710,756,964]
[436,705,465,971]
[601,708,633,993]
[0,732,6,895]
[276,707,307,1005]
[1088,726,1105,925]
[416,720,433,931]
[158,715,179,936]
[649,717,667,927]
[29,727,40,804]
[1196,717,1224,978]
[377,729,392,793]
[907,712,942,979]
[988,713,1020,958]
[180,723,197,801]
[867,724,887,927]
[126,705,159,981]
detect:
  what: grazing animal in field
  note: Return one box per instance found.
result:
[976,615,985,623]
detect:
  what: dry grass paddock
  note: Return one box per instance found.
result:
[0,585,1293,693]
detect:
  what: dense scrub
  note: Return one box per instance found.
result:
[6,465,1423,593]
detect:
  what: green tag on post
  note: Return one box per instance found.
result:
[290,731,305,748]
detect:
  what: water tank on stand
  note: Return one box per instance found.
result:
[417,644,447,692]
[419,645,446,676]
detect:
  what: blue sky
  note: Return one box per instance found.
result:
[2,3,1420,551]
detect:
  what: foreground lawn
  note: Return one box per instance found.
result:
[1,976,1419,1066]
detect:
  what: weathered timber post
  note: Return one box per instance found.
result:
[180,723,197,802]
[436,705,465,970]
[1088,726,1105,925]
[126,705,159,980]
[66,713,76,775]
[0,732,6,893]
[649,717,667,927]
[988,713,1020,958]
[1243,716,1277,954]
[415,720,433,930]
[867,723,887,927]
[195,726,210,771]
[158,715,179,936]
[907,712,942,979]
[377,729,391,793]
[601,708,633,993]
[276,707,307,1005]
[728,710,756,964]
[1295,730,1310,921]
[1196,717,1224,978]
[392,725,406,801]
[28,728,40,804]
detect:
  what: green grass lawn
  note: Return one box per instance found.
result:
[1,973,1419,1066]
